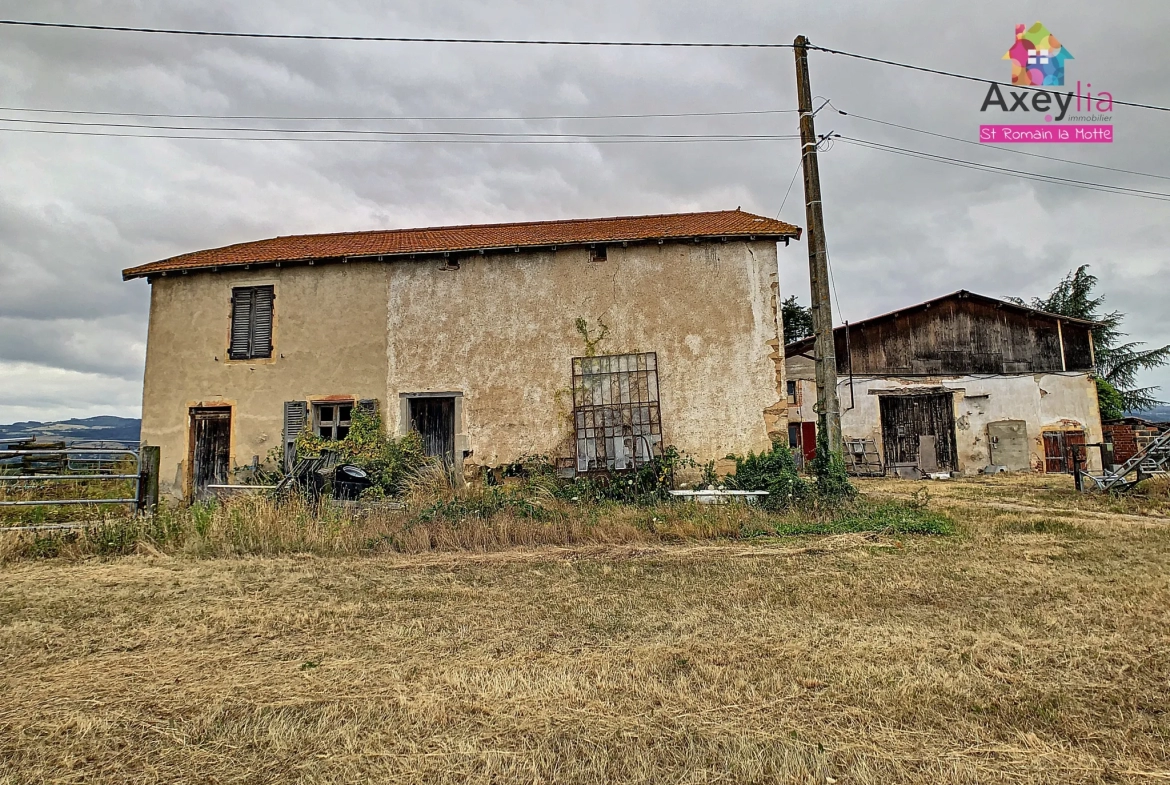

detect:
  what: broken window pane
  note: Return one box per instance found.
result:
[571,352,662,473]
[312,400,355,441]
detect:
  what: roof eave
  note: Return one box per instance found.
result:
[122,231,801,281]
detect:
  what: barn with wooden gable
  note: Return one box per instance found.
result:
[785,290,1105,476]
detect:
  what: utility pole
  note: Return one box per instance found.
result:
[793,35,843,456]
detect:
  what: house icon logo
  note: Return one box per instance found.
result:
[1003,22,1073,86]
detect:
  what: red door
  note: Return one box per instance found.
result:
[801,422,817,463]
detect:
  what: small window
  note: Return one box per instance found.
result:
[788,422,802,450]
[787,380,798,405]
[314,401,353,441]
[589,245,607,263]
[228,286,274,360]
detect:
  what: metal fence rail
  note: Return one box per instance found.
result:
[0,447,144,509]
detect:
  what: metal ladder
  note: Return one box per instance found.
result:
[1087,428,1170,491]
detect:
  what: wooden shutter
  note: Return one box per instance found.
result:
[283,400,308,472]
[228,288,254,359]
[228,286,274,360]
[251,286,274,358]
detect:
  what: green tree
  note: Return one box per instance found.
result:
[1012,265,1169,414]
[1095,378,1126,421]
[781,295,814,343]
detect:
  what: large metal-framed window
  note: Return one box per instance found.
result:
[571,352,663,473]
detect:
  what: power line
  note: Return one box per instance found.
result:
[2,20,1166,114]
[836,135,1170,202]
[839,135,1170,200]
[831,104,1170,181]
[774,158,802,219]
[0,114,795,137]
[0,19,791,47]
[0,104,798,121]
[1,19,1166,114]
[0,125,800,144]
[841,135,1170,199]
[807,44,1170,114]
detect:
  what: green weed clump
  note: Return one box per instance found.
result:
[294,407,429,495]
[734,496,954,538]
[722,437,856,510]
[550,446,689,505]
[725,442,809,510]
[826,499,954,536]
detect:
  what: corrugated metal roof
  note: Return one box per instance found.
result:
[123,209,801,280]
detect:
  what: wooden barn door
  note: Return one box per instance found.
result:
[879,393,958,472]
[189,407,231,499]
[1043,430,1086,473]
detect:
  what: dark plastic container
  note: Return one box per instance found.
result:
[333,464,372,500]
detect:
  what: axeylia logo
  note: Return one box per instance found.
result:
[980,21,1112,143]
[1004,22,1072,86]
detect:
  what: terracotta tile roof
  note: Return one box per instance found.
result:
[122,210,801,280]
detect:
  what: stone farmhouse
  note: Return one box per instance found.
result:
[123,210,801,499]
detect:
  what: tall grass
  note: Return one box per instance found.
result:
[0,481,952,563]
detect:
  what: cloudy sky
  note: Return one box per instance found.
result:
[1,0,1167,423]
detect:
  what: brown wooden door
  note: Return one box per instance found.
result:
[1043,430,1086,473]
[1066,431,1087,472]
[190,407,231,498]
[409,397,455,467]
[879,393,958,472]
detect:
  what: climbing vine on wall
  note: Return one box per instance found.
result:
[574,317,610,357]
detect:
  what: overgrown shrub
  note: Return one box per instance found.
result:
[556,446,690,505]
[724,442,810,510]
[809,423,856,502]
[295,407,430,496]
[416,486,548,523]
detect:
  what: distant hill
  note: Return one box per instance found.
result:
[0,416,141,444]
[1130,405,1170,422]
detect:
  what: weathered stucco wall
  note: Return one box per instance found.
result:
[784,367,1103,473]
[385,241,785,474]
[141,263,390,497]
[141,240,786,498]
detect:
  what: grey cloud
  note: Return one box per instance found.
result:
[0,0,1166,419]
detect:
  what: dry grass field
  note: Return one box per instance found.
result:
[1,474,1168,784]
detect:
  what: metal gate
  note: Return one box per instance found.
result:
[0,443,147,517]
